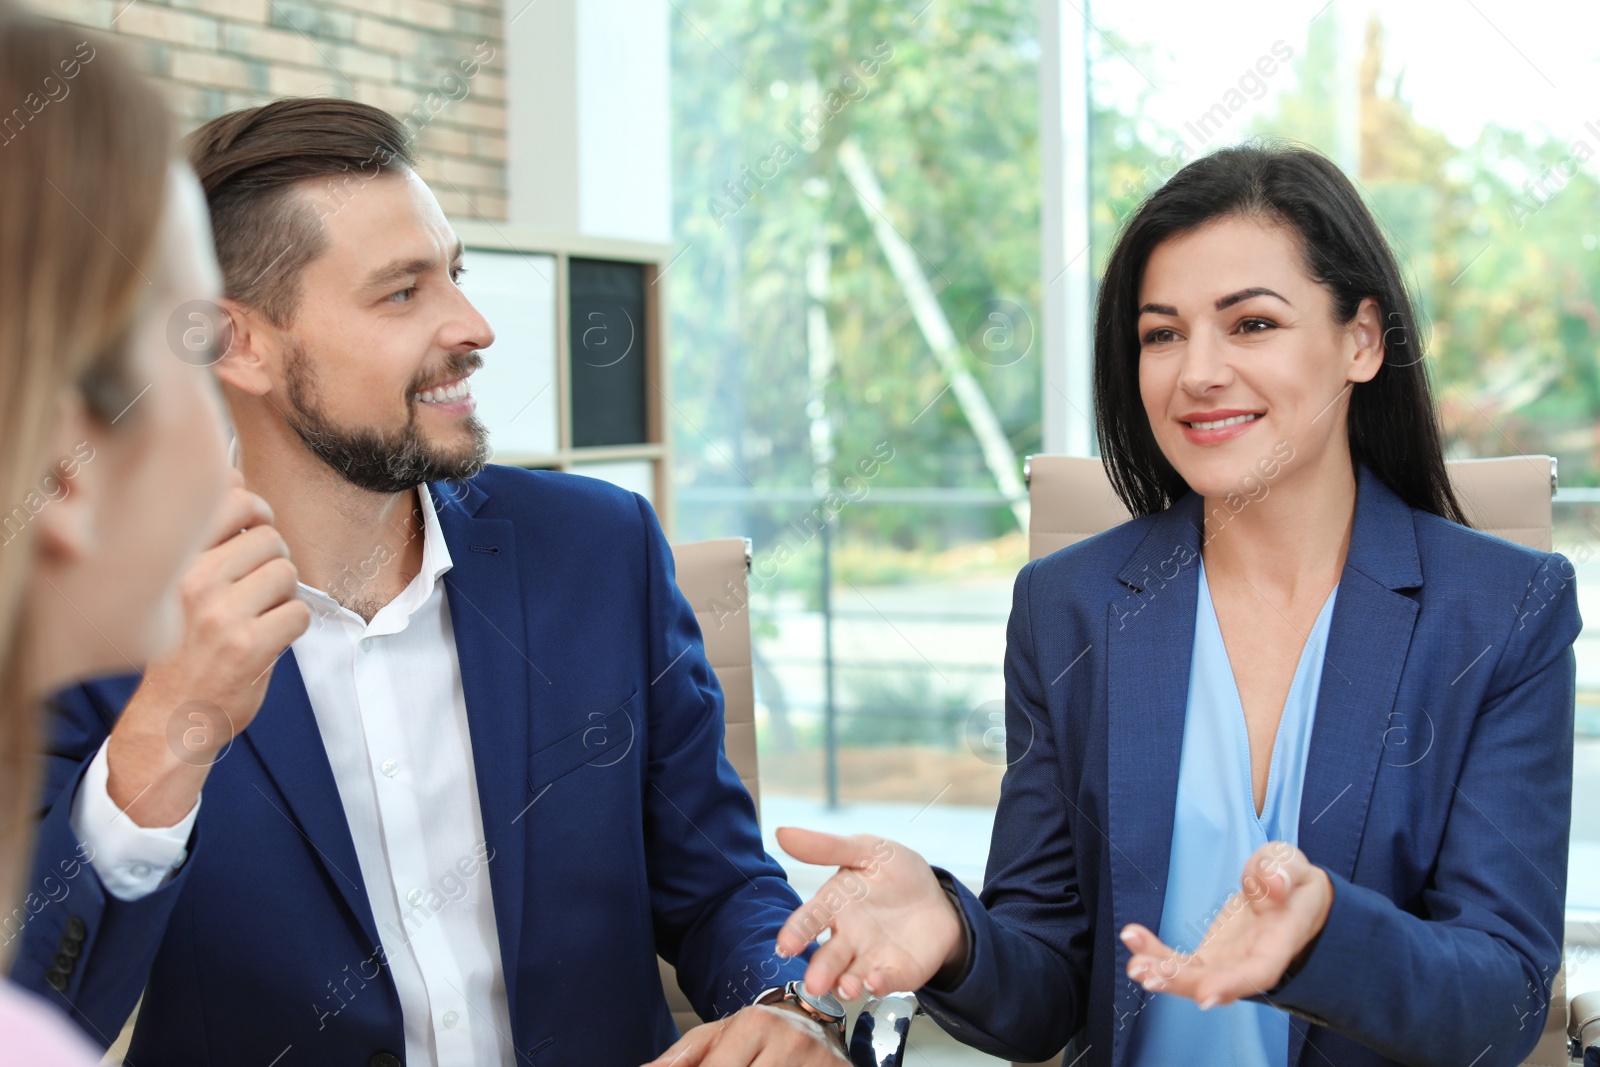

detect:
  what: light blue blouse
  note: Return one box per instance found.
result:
[1127,557,1339,1067]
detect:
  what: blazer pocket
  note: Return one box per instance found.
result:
[527,690,640,793]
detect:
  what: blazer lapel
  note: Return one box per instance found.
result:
[242,652,383,951]
[429,480,532,1016]
[1105,492,1204,1067]
[1287,464,1422,1066]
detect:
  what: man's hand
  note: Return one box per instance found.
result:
[1122,841,1334,1009]
[642,1003,848,1067]
[774,828,965,1002]
[105,471,311,826]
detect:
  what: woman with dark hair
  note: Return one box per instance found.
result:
[775,143,1579,1067]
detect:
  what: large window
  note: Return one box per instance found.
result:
[668,0,1043,888]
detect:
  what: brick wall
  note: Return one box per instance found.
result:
[45,0,508,220]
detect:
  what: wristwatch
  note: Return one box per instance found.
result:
[755,980,848,1048]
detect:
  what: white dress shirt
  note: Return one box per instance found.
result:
[73,486,516,1066]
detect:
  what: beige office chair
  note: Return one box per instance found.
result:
[660,537,763,1034]
[1024,453,1558,558]
[1019,453,1576,1067]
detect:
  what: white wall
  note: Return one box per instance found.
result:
[505,0,672,244]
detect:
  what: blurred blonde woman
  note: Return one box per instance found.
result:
[0,4,302,1060]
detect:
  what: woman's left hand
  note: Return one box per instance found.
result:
[1121,841,1334,1009]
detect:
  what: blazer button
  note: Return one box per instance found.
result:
[57,936,80,959]
[45,967,68,992]
[368,1054,402,1067]
[52,950,75,972]
[65,917,86,942]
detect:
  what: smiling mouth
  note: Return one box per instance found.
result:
[414,376,473,404]
[1183,412,1263,430]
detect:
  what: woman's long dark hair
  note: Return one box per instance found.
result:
[1092,142,1469,525]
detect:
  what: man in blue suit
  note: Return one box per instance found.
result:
[10,98,843,1066]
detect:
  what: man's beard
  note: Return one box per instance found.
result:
[283,341,491,494]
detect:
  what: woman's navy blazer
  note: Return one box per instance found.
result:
[920,463,1581,1067]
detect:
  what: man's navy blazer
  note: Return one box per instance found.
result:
[919,464,1581,1067]
[11,466,807,1064]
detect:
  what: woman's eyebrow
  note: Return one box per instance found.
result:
[1137,287,1291,317]
[1215,286,1290,310]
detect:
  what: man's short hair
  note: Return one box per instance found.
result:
[187,98,417,327]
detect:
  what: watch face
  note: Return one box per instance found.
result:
[793,982,846,1020]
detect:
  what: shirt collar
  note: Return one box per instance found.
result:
[415,482,454,586]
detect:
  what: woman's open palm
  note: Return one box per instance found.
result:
[775,827,967,1001]
[1123,842,1334,1009]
